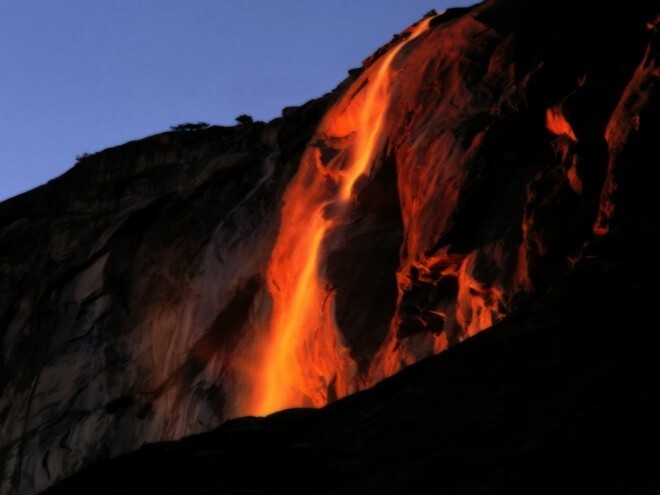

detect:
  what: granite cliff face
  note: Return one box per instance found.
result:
[0,114,328,493]
[2,0,659,493]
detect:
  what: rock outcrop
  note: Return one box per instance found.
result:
[1,0,658,493]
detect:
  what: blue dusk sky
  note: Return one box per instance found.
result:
[0,0,475,201]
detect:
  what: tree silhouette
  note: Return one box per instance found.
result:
[235,114,254,125]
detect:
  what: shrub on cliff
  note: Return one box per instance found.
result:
[235,114,254,125]
[169,122,210,132]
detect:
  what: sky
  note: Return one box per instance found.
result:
[0,0,475,202]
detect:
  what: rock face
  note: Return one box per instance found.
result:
[2,0,659,493]
[0,114,328,493]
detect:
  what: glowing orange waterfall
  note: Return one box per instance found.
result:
[338,21,431,201]
[242,18,433,416]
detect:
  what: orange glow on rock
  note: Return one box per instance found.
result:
[546,107,578,142]
[456,252,505,337]
[567,161,583,194]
